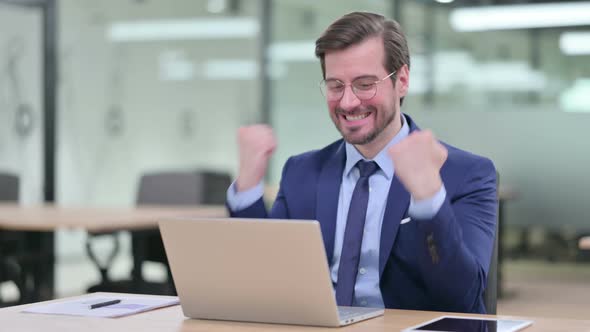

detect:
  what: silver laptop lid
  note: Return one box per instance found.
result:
[159,218,343,327]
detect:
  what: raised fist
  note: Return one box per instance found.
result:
[236,125,277,192]
[388,130,448,200]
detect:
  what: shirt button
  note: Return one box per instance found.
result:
[359,267,367,275]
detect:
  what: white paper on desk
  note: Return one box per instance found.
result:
[22,295,179,318]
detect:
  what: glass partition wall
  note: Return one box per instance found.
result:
[270,0,590,232]
[0,0,45,303]
[58,0,262,206]
[0,2,44,205]
[55,0,263,296]
[401,1,590,231]
[59,0,590,226]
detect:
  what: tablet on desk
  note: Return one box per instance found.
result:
[403,315,533,332]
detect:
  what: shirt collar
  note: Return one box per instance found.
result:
[344,114,410,180]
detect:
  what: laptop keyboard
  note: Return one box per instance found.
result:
[337,306,378,320]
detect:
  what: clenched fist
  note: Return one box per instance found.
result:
[236,125,277,192]
[388,130,448,200]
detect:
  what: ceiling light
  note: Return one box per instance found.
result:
[268,41,317,62]
[450,2,590,31]
[108,17,259,42]
[560,31,590,55]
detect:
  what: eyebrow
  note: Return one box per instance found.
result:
[325,74,380,82]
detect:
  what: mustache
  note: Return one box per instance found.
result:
[335,105,376,116]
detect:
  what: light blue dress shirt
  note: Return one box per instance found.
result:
[227,115,446,308]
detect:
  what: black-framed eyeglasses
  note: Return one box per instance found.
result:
[319,71,396,102]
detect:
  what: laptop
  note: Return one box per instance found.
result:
[159,218,384,327]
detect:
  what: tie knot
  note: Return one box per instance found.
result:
[357,160,379,178]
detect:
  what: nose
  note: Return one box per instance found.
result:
[339,85,361,112]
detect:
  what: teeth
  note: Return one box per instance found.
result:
[345,113,369,121]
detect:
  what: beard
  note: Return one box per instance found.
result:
[334,105,396,145]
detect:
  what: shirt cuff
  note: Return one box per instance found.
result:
[226,181,265,211]
[408,184,447,220]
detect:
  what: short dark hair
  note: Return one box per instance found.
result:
[315,12,410,105]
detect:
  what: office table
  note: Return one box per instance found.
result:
[0,204,227,302]
[1,293,589,331]
[0,203,227,232]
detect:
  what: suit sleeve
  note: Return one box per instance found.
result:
[414,157,497,312]
[227,157,293,219]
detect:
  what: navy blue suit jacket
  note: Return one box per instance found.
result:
[229,115,497,313]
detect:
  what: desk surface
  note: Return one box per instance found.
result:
[0,203,227,232]
[1,293,589,332]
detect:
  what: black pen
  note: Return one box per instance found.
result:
[89,299,121,309]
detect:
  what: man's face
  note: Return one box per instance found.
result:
[323,36,407,146]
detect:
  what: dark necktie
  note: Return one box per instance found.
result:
[335,160,379,306]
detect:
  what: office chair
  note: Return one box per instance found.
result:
[86,170,231,295]
[131,170,231,295]
[0,173,19,201]
[482,172,500,314]
[483,213,499,314]
[0,173,26,306]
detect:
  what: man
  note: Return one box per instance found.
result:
[226,12,497,314]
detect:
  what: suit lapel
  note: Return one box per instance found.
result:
[316,143,346,264]
[379,164,411,276]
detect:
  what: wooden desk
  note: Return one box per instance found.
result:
[1,293,589,331]
[0,204,227,302]
[0,203,227,232]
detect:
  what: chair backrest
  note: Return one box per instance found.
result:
[136,170,231,205]
[132,170,231,270]
[0,173,19,201]
[0,173,19,245]
[0,174,20,293]
[483,213,499,314]
[483,172,500,314]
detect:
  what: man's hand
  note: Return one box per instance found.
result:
[236,125,277,192]
[388,130,448,200]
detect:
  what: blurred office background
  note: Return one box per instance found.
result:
[1,0,589,317]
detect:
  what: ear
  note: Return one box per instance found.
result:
[396,64,410,97]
